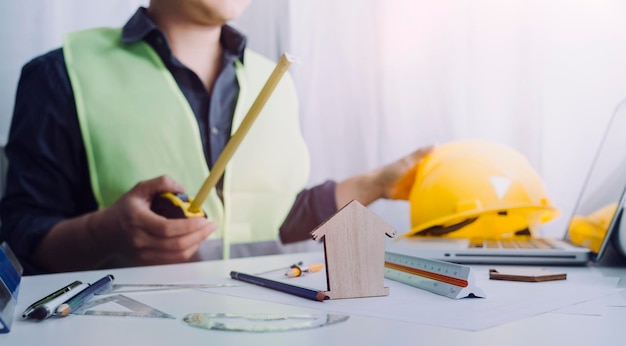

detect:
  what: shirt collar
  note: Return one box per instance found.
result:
[221,25,247,63]
[121,7,247,63]
[120,7,157,44]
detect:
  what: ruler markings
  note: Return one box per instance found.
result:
[384,251,485,299]
[384,262,468,288]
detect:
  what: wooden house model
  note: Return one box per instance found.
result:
[310,200,396,299]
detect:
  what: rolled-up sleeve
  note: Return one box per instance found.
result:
[279,180,338,243]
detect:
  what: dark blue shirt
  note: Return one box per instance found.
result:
[0,8,336,274]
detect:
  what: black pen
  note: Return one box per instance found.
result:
[230,271,329,302]
[27,282,90,320]
[56,274,115,317]
[22,280,82,319]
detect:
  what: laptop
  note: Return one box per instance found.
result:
[387,101,626,265]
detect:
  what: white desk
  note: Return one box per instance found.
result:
[2,251,625,346]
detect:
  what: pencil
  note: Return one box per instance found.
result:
[230,271,328,302]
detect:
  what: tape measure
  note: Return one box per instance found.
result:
[150,192,206,219]
[384,251,485,299]
[150,53,295,221]
[72,294,175,319]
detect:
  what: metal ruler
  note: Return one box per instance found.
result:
[72,294,175,319]
[384,251,485,299]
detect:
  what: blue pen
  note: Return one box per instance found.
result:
[55,274,115,317]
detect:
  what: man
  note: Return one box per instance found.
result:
[0,0,431,274]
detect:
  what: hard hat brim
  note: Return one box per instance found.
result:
[400,205,560,239]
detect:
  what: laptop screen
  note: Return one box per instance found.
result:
[566,99,626,259]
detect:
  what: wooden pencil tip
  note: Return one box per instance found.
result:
[56,304,71,317]
[316,292,330,301]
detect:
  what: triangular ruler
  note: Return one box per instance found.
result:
[72,294,175,319]
[384,251,485,299]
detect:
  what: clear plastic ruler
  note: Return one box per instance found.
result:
[384,251,485,299]
[183,313,350,332]
[72,294,175,319]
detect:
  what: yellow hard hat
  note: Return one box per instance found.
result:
[568,203,617,253]
[402,140,559,239]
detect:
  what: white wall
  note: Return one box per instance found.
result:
[538,1,626,236]
[0,0,147,145]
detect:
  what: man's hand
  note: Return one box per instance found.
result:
[91,175,217,266]
[335,144,435,208]
[382,145,435,200]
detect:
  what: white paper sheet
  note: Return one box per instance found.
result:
[201,258,622,331]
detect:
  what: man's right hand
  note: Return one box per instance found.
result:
[93,175,217,266]
[35,175,217,272]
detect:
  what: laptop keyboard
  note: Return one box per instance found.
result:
[469,238,556,249]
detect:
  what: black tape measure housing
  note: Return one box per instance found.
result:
[150,192,206,219]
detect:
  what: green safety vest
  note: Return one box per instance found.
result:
[63,28,310,258]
